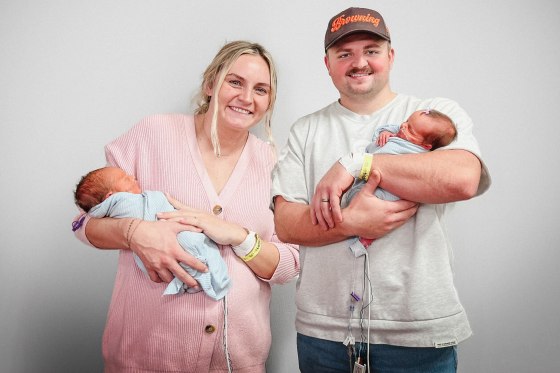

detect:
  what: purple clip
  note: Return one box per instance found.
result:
[351,292,361,301]
[72,216,85,232]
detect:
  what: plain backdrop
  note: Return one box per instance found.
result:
[1,1,559,372]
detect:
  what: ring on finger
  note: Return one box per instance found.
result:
[321,198,330,203]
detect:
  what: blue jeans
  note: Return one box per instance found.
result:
[297,333,457,373]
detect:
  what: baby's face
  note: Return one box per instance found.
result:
[396,111,436,147]
[105,167,142,194]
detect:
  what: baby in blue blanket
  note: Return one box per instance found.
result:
[74,167,230,300]
[340,109,457,254]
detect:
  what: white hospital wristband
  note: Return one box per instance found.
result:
[338,153,366,178]
[232,229,257,258]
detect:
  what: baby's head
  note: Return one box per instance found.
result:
[397,109,457,150]
[74,167,141,212]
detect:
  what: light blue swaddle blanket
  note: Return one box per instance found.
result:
[345,124,428,203]
[88,191,231,300]
[345,124,428,257]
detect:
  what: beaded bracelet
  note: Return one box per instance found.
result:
[126,219,142,249]
[125,219,136,249]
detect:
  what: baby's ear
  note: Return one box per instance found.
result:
[104,191,114,201]
[422,143,432,150]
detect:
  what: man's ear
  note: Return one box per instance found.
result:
[324,54,331,74]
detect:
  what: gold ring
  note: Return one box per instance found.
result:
[321,198,329,203]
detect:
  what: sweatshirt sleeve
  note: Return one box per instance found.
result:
[270,118,310,207]
[266,234,300,285]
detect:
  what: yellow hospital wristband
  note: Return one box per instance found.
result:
[359,154,373,181]
[241,234,262,262]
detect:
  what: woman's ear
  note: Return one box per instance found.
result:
[204,82,213,97]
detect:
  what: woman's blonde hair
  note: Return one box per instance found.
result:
[194,41,277,156]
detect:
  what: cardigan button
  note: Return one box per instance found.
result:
[212,205,222,215]
[204,324,216,334]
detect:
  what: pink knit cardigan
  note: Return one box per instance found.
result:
[75,114,299,372]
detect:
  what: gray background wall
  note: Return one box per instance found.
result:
[1,0,559,372]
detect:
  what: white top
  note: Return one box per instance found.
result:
[271,94,491,347]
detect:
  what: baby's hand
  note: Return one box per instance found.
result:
[376,131,394,146]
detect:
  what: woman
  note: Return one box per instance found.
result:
[74,41,299,373]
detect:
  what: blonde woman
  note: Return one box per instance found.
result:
[73,41,299,373]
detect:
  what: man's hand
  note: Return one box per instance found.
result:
[310,162,354,230]
[340,170,419,239]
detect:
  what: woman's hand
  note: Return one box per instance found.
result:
[310,162,354,230]
[129,219,208,287]
[159,194,248,247]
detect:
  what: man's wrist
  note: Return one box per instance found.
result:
[338,210,355,239]
[359,154,373,181]
[338,153,365,178]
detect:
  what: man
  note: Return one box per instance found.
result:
[272,7,491,373]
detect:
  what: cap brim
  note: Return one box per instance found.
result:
[325,30,390,51]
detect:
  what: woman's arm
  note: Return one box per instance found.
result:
[231,233,282,280]
[81,216,208,287]
[161,196,290,280]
